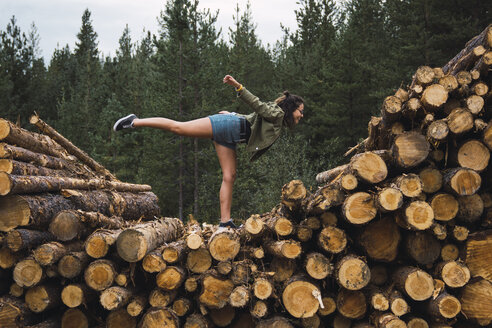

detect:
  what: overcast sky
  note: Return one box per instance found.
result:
[1,0,303,61]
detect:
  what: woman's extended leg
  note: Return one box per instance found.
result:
[133,117,213,139]
[214,142,237,223]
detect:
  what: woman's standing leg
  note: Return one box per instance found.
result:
[214,142,237,224]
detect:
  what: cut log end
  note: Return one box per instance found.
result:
[337,256,371,290]
[116,230,148,263]
[343,192,377,225]
[282,280,319,318]
[351,152,388,184]
[404,269,434,301]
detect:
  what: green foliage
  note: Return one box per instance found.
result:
[1,0,489,223]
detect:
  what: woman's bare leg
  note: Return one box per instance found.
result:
[214,142,237,223]
[133,117,213,139]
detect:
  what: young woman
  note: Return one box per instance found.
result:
[113,75,305,228]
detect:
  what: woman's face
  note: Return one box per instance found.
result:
[293,103,304,125]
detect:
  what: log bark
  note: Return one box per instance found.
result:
[6,229,54,252]
[100,286,133,310]
[0,159,74,177]
[0,296,35,327]
[30,114,117,180]
[33,241,83,266]
[0,142,73,170]
[116,217,184,262]
[162,240,187,264]
[457,194,484,223]
[0,118,72,159]
[0,173,151,196]
[0,247,21,269]
[265,239,302,259]
[85,228,122,259]
[428,291,462,320]
[184,314,211,328]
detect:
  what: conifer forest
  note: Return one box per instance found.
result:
[1,0,491,222]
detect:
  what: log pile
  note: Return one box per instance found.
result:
[0,25,491,328]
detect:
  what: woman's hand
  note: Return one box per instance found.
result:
[223,75,241,89]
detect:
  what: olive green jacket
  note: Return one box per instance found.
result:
[237,87,284,161]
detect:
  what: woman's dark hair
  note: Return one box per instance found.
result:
[275,91,305,128]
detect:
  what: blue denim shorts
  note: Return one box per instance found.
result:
[208,114,242,150]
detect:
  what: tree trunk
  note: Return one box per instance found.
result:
[447,108,474,134]
[100,286,133,310]
[0,159,74,177]
[85,228,122,259]
[30,114,117,180]
[6,229,54,252]
[0,173,151,196]
[127,294,147,317]
[427,291,461,320]
[266,215,294,237]
[281,179,307,210]
[0,142,72,170]
[33,241,83,266]
[116,218,184,262]
[142,245,167,273]
[443,167,481,196]
[0,118,72,159]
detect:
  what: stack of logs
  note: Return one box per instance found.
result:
[0,25,492,328]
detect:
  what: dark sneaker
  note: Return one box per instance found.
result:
[219,220,237,229]
[113,114,137,131]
